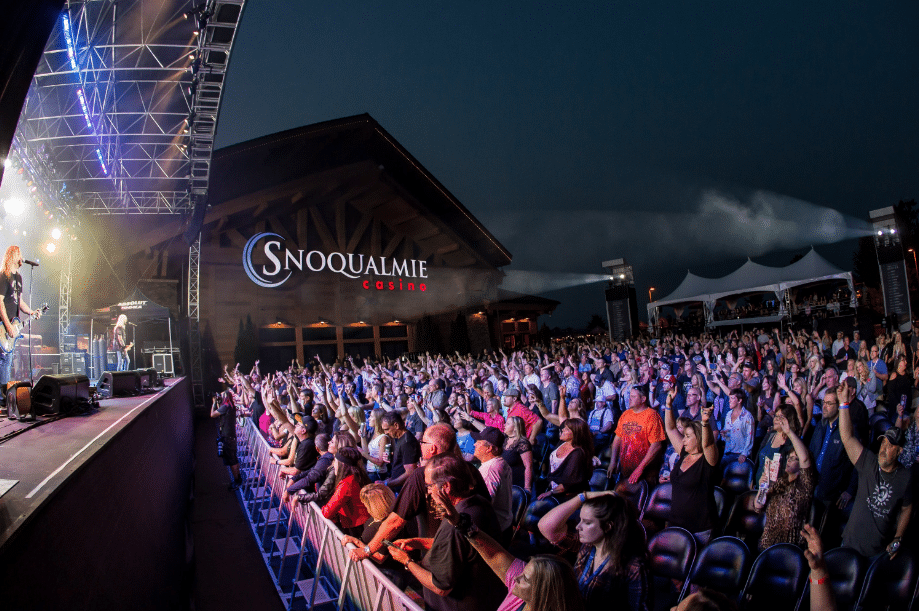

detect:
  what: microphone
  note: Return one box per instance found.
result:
[127,322,136,326]
[23,259,39,267]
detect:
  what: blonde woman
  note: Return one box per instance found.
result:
[113,314,131,371]
[0,245,41,401]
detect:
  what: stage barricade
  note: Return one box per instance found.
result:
[236,417,424,611]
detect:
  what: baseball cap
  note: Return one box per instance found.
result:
[878,427,905,448]
[662,374,677,385]
[742,361,756,370]
[471,426,506,448]
[504,387,520,398]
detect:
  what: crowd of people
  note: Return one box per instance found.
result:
[212,322,919,611]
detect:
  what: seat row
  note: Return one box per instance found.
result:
[648,527,919,611]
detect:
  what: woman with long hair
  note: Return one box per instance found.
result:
[536,418,593,500]
[754,414,816,551]
[361,408,390,482]
[538,491,649,611]
[503,415,534,491]
[321,446,371,536]
[664,388,720,545]
[886,355,914,414]
[752,405,801,490]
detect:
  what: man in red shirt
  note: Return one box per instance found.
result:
[502,388,541,445]
[608,385,666,484]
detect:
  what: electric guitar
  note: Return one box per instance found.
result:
[0,303,49,353]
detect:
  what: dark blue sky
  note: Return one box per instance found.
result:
[215,2,919,328]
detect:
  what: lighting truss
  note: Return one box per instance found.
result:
[13,0,246,215]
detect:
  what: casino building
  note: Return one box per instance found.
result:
[97,114,556,373]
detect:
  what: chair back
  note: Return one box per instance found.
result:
[723,490,766,546]
[511,485,529,527]
[713,486,727,532]
[648,527,696,611]
[855,548,917,611]
[589,468,609,492]
[681,536,751,602]
[740,543,807,611]
[722,460,754,496]
[641,482,673,534]
[614,479,649,516]
[797,546,868,611]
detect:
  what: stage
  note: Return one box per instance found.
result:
[0,376,195,611]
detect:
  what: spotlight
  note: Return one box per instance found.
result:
[3,198,25,216]
[878,230,884,236]
[46,243,56,254]
[2,158,10,169]
[891,229,897,234]
[51,228,62,240]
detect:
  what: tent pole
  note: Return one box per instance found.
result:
[90,318,94,380]
[168,317,173,376]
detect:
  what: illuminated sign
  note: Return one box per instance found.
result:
[243,232,429,291]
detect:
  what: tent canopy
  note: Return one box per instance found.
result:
[652,248,851,307]
[92,288,172,322]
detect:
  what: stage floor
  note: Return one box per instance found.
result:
[0,377,183,550]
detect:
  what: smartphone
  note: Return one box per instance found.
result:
[382,539,396,547]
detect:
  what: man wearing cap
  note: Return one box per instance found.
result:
[586,394,615,452]
[472,426,513,537]
[837,382,913,557]
[280,416,319,478]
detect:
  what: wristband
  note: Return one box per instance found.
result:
[839,403,850,410]
[578,493,587,504]
[809,575,828,585]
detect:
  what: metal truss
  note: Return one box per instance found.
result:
[13,0,247,216]
[188,232,204,406]
[59,245,73,350]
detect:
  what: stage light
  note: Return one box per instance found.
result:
[46,243,56,254]
[891,229,897,234]
[878,230,884,236]
[4,198,25,216]
[51,228,62,240]
[2,158,10,169]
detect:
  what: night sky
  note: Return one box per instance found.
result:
[215,2,919,329]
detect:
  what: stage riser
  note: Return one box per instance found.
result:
[0,378,194,611]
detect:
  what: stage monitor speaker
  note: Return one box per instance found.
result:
[137,367,159,389]
[7,380,32,420]
[32,374,90,415]
[152,353,174,376]
[98,370,141,397]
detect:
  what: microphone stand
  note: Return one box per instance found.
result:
[27,263,34,385]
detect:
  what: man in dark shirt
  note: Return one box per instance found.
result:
[383,412,421,490]
[808,390,857,511]
[280,417,318,477]
[388,454,505,611]
[283,433,333,503]
[0,245,40,407]
[210,391,240,490]
[838,382,913,557]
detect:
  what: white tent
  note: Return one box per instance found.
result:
[648,248,855,328]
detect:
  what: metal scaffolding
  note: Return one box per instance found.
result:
[10,0,247,406]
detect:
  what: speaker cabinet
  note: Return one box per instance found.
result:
[98,370,141,397]
[32,374,90,415]
[137,368,159,389]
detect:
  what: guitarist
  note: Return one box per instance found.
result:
[0,245,41,410]
[113,314,132,371]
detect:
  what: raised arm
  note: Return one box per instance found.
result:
[663,388,683,449]
[700,406,718,466]
[836,382,864,466]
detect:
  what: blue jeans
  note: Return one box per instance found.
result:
[0,349,11,403]
[117,351,131,371]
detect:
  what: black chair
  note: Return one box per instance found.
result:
[642,482,673,536]
[868,412,889,428]
[713,486,727,533]
[723,490,766,547]
[680,536,751,602]
[740,543,808,611]
[798,546,868,611]
[510,485,530,541]
[722,460,754,497]
[647,527,697,611]
[589,467,610,492]
[855,548,917,611]
[614,479,649,516]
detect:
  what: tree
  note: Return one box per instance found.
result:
[852,199,919,290]
[586,313,607,332]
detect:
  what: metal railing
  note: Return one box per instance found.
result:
[235,416,424,611]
